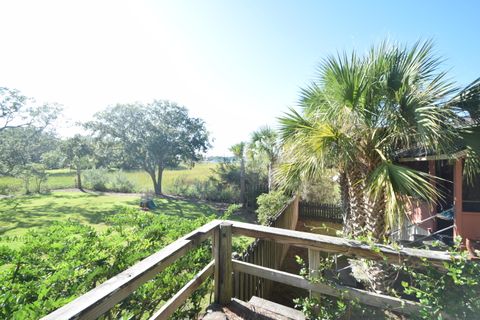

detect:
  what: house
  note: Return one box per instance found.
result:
[395,128,480,256]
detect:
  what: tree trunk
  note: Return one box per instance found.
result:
[341,166,393,294]
[76,167,83,190]
[267,162,273,192]
[156,165,164,195]
[240,157,246,208]
[147,170,160,196]
[339,172,351,232]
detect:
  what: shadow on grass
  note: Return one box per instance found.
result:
[0,192,254,238]
[0,193,139,236]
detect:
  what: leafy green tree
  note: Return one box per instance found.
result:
[0,88,61,178]
[17,163,48,194]
[0,87,61,132]
[230,142,247,207]
[249,126,279,191]
[86,100,209,195]
[40,149,65,169]
[61,135,93,190]
[0,127,60,175]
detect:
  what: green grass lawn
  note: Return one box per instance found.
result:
[0,162,216,195]
[0,190,254,248]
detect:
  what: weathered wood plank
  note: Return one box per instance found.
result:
[149,260,214,320]
[214,222,233,305]
[42,220,221,320]
[228,220,452,269]
[308,248,321,300]
[232,260,422,316]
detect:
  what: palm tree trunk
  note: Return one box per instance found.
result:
[240,157,246,208]
[343,166,393,294]
[267,162,273,191]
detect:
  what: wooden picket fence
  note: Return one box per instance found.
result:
[299,201,343,222]
[234,195,299,302]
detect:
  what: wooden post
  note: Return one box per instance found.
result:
[214,222,233,305]
[308,248,321,299]
[453,159,463,240]
[428,160,437,232]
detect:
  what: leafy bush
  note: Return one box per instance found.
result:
[0,183,21,195]
[110,170,135,193]
[171,177,238,202]
[299,169,340,203]
[255,191,289,225]
[169,160,268,206]
[82,168,109,191]
[294,238,480,319]
[401,238,480,319]
[0,207,214,319]
[16,163,49,194]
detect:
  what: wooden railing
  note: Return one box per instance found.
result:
[235,196,299,302]
[299,201,343,222]
[43,219,455,320]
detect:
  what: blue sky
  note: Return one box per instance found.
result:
[0,1,479,155]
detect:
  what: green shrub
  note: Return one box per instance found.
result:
[110,170,135,193]
[82,168,109,191]
[0,207,214,319]
[16,163,49,194]
[171,177,238,203]
[256,191,289,225]
[294,238,480,319]
[0,183,21,195]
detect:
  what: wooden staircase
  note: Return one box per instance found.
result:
[202,296,305,320]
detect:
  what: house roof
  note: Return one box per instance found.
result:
[396,125,480,162]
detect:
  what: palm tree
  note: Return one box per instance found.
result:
[276,41,469,291]
[230,142,247,208]
[249,126,279,191]
[277,40,463,240]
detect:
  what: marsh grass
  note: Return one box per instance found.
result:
[0,162,216,194]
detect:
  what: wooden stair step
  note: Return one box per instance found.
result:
[202,297,305,320]
[248,296,305,320]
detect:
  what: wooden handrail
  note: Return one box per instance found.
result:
[228,220,452,269]
[42,220,221,320]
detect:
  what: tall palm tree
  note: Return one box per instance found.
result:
[277,41,463,243]
[250,126,279,191]
[230,142,247,208]
[276,40,469,292]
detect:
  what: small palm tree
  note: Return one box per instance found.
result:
[230,142,247,207]
[249,126,279,191]
[278,40,464,242]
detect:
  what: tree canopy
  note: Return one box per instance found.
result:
[0,87,61,133]
[86,100,210,195]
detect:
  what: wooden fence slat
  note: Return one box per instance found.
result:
[299,201,343,222]
[233,196,299,301]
